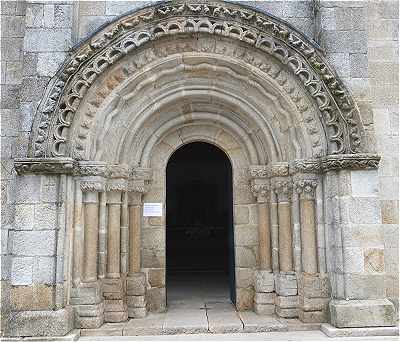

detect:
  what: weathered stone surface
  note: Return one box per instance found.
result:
[298,273,330,298]
[254,270,274,293]
[147,287,166,312]
[126,273,146,296]
[76,302,104,317]
[128,307,147,318]
[254,292,275,305]
[78,315,104,329]
[275,273,297,296]
[275,295,298,309]
[254,303,275,316]
[9,307,73,337]
[127,295,146,308]
[276,306,298,318]
[329,299,396,328]
[299,309,328,323]
[321,323,399,337]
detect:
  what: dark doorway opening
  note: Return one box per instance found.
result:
[166,142,235,305]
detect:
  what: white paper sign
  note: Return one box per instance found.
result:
[143,203,163,217]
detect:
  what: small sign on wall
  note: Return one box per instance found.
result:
[143,202,163,217]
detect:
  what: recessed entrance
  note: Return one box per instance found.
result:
[166,142,235,306]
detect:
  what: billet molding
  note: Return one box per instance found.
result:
[30,1,363,159]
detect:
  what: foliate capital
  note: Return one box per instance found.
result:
[293,178,318,200]
[250,179,270,203]
[272,178,292,202]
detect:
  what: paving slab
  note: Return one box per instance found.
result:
[207,303,243,333]
[320,323,399,337]
[238,311,287,333]
[163,308,208,334]
[123,313,165,336]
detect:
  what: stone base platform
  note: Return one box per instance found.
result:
[321,323,399,338]
[80,310,322,337]
[1,330,80,341]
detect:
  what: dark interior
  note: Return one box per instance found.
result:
[166,142,235,301]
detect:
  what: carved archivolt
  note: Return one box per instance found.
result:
[30,1,364,160]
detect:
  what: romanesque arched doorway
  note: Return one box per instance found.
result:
[166,142,235,305]
[9,1,395,337]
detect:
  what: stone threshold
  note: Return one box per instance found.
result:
[80,313,321,337]
[0,330,80,342]
[320,323,399,337]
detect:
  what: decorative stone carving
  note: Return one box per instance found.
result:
[77,162,107,177]
[80,180,105,193]
[321,154,380,171]
[290,159,321,174]
[29,1,363,159]
[14,158,75,175]
[294,179,318,200]
[249,165,269,178]
[273,178,292,202]
[269,163,290,178]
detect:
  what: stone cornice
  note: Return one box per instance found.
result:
[320,154,380,172]
[14,158,76,175]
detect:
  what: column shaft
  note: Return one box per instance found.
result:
[83,192,99,282]
[277,202,293,272]
[258,202,272,271]
[98,192,107,279]
[107,192,122,278]
[128,205,141,275]
[300,198,318,274]
[72,181,84,286]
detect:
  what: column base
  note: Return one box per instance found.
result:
[329,299,396,328]
[103,278,128,323]
[321,323,399,337]
[75,302,104,329]
[127,273,147,318]
[298,273,329,323]
[8,307,74,337]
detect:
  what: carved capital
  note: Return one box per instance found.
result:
[131,167,153,181]
[14,158,76,175]
[293,178,318,200]
[321,154,380,172]
[248,165,269,179]
[127,179,149,194]
[269,162,289,178]
[80,180,106,192]
[272,178,292,202]
[289,159,321,174]
[250,179,270,203]
[77,161,107,177]
[106,164,130,179]
[106,178,128,192]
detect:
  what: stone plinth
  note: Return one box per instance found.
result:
[127,272,147,318]
[329,299,396,328]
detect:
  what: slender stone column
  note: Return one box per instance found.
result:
[121,192,129,274]
[274,179,293,273]
[250,178,275,315]
[127,189,147,318]
[98,192,107,279]
[71,177,106,329]
[273,178,298,319]
[128,198,141,275]
[106,191,122,279]
[82,191,99,283]
[295,178,318,274]
[72,181,84,287]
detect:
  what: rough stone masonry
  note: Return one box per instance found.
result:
[0,0,398,338]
